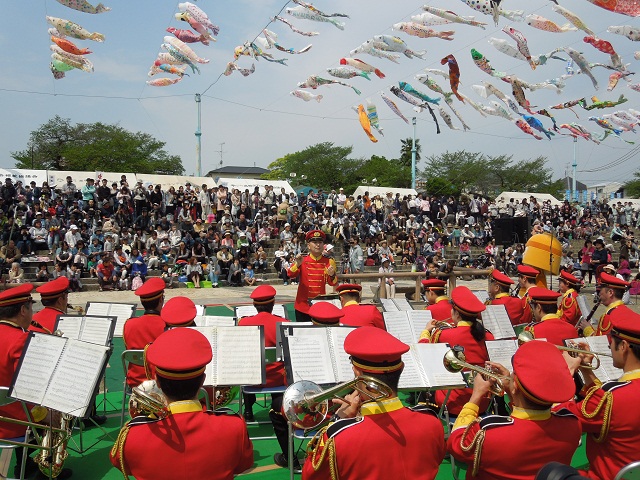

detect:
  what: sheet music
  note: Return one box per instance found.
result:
[577,295,591,319]
[310,298,342,308]
[393,298,414,311]
[482,305,516,340]
[235,304,286,319]
[408,310,432,343]
[473,290,490,304]
[398,347,427,389]
[57,315,114,346]
[329,327,357,382]
[85,302,135,337]
[214,327,264,385]
[384,312,414,344]
[194,315,236,327]
[56,317,83,341]
[415,343,466,388]
[284,326,335,385]
[565,336,622,383]
[381,298,399,312]
[45,339,108,416]
[11,333,66,405]
[486,340,518,372]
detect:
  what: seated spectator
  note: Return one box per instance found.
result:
[253,246,267,273]
[97,257,118,291]
[130,248,148,282]
[217,246,233,275]
[7,262,24,283]
[186,256,203,288]
[629,273,640,296]
[29,219,49,251]
[35,262,50,282]
[227,258,244,287]
[208,256,221,288]
[68,263,83,292]
[56,242,73,270]
[244,264,256,286]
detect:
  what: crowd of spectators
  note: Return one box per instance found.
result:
[0,175,637,291]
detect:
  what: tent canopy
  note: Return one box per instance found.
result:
[350,186,418,199]
[215,178,295,195]
[494,191,563,207]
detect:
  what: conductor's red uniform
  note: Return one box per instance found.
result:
[288,254,337,315]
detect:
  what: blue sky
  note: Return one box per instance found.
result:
[1,0,639,186]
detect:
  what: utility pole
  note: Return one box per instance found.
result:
[195,94,202,177]
[216,142,225,168]
[411,117,417,190]
[572,137,577,202]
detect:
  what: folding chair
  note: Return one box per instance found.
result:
[240,347,286,440]
[0,387,38,480]
[615,461,640,480]
[119,349,145,427]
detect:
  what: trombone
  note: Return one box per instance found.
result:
[282,376,394,430]
[517,331,612,370]
[443,346,508,397]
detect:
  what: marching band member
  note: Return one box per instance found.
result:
[30,276,69,334]
[524,287,577,347]
[557,270,582,326]
[302,327,445,479]
[580,272,631,337]
[110,328,254,479]
[308,301,344,326]
[122,277,166,389]
[336,283,385,329]
[517,265,539,324]
[160,296,197,328]
[448,341,580,479]
[237,285,292,469]
[486,269,523,326]
[288,230,338,323]
[558,311,640,480]
[419,286,494,415]
[422,279,451,322]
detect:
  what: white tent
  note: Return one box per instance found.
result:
[47,170,132,189]
[0,168,48,187]
[350,186,418,199]
[215,177,295,195]
[494,191,563,207]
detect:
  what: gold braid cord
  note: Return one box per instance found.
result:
[143,344,152,380]
[459,418,486,478]
[110,426,131,479]
[432,328,444,344]
[581,386,614,443]
[308,426,339,480]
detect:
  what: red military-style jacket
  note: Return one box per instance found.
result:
[29,306,64,334]
[524,314,578,347]
[557,371,640,480]
[0,321,29,438]
[288,254,337,314]
[520,290,533,325]
[302,398,444,480]
[558,289,581,326]
[426,296,451,322]
[238,311,289,387]
[110,400,254,480]
[123,311,166,388]
[490,293,524,326]
[340,301,386,330]
[593,301,629,337]
[420,322,495,415]
[448,403,581,479]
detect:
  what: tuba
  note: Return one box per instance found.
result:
[282,376,394,430]
[128,380,169,419]
[35,411,73,479]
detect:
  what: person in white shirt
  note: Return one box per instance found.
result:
[64,225,81,248]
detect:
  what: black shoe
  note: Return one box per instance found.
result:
[33,467,73,479]
[82,414,107,427]
[243,410,255,422]
[273,453,302,473]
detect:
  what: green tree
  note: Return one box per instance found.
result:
[399,138,421,168]
[624,171,640,197]
[354,155,411,189]
[12,115,184,175]
[262,142,362,190]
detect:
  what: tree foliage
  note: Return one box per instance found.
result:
[399,137,421,168]
[624,171,640,197]
[420,150,563,198]
[12,115,185,175]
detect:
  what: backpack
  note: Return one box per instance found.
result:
[131,275,143,291]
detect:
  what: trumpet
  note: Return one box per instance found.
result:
[282,376,394,430]
[443,346,508,397]
[517,332,611,370]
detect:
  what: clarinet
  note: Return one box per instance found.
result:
[583,298,601,325]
